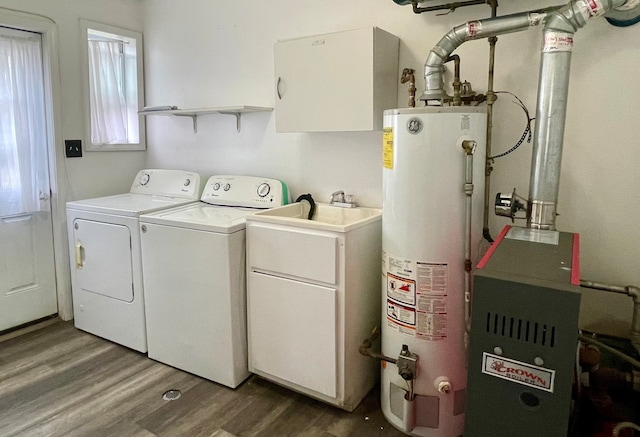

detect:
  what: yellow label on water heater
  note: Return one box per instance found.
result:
[383,127,394,169]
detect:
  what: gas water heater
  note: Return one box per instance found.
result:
[381,107,486,436]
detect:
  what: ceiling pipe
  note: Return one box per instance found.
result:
[420,0,631,230]
[410,0,487,14]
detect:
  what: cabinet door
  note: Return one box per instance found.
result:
[248,271,337,398]
[275,28,378,133]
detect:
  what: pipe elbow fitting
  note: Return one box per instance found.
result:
[545,8,583,32]
[626,286,640,300]
[358,339,373,356]
[423,54,446,88]
[420,28,465,102]
[547,0,629,33]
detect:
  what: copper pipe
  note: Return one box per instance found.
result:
[579,335,640,369]
[359,327,398,364]
[400,68,416,108]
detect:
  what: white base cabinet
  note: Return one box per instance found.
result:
[246,214,381,411]
[274,27,399,133]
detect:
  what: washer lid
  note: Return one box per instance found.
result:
[66,193,197,217]
[139,202,256,233]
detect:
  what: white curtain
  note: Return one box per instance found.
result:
[0,32,48,217]
[88,40,128,144]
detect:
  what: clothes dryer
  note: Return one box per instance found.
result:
[66,169,202,352]
[139,175,288,388]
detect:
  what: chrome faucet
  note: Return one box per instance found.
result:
[330,190,345,203]
[330,190,357,208]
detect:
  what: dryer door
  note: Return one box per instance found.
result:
[72,218,134,302]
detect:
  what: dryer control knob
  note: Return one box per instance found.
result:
[212,182,221,191]
[139,173,150,185]
[223,183,231,191]
[184,179,191,187]
[257,182,271,197]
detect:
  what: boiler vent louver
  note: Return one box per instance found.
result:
[485,312,557,348]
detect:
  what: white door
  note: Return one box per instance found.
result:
[72,219,133,302]
[0,26,57,332]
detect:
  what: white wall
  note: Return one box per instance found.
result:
[0,0,146,201]
[141,0,640,336]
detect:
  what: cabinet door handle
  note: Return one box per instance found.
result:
[276,77,282,100]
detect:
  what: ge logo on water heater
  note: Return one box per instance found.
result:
[407,117,423,134]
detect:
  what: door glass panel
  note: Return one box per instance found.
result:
[0,26,49,216]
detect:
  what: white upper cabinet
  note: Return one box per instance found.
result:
[274,27,400,133]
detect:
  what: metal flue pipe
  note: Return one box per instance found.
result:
[527,0,628,229]
[420,0,631,230]
[420,9,557,102]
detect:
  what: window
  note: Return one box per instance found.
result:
[81,20,145,151]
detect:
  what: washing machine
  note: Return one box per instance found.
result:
[66,169,202,352]
[139,175,289,388]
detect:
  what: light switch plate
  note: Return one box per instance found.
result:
[65,140,82,158]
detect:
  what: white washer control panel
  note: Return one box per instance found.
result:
[201,175,288,208]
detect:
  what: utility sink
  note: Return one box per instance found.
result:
[245,200,382,410]
[250,202,381,232]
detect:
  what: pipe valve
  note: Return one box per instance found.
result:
[397,344,419,381]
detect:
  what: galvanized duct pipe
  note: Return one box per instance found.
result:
[420,9,557,102]
[420,0,631,230]
[527,0,628,229]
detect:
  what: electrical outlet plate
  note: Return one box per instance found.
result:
[65,140,82,158]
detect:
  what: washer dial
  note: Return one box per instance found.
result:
[257,182,271,197]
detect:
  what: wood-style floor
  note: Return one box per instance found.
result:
[0,321,406,437]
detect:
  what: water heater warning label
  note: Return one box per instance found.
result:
[387,273,416,305]
[384,252,449,341]
[383,128,394,169]
[387,300,416,327]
